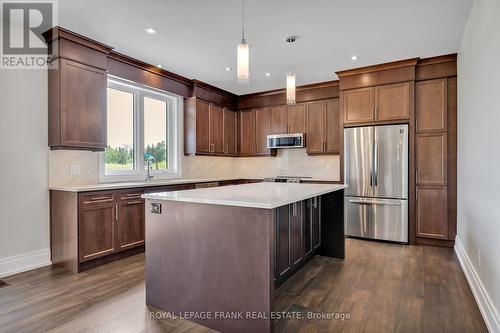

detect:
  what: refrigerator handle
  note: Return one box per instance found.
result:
[373,137,378,187]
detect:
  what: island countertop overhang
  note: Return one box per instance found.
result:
[141,182,347,209]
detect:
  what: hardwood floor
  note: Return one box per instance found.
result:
[0,239,486,333]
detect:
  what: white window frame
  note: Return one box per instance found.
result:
[99,76,183,183]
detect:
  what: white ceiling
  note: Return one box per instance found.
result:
[58,0,472,95]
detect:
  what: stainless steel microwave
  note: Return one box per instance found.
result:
[267,133,305,149]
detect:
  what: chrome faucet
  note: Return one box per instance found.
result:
[145,156,155,182]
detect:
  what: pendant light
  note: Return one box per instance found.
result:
[237,0,249,83]
[285,36,297,105]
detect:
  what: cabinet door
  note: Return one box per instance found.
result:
[287,103,307,134]
[270,105,288,134]
[195,99,210,153]
[416,186,448,239]
[290,201,303,265]
[325,98,341,153]
[117,201,145,250]
[275,205,291,278]
[60,59,107,149]
[417,133,447,185]
[255,107,271,154]
[416,79,447,132]
[375,82,410,121]
[342,87,375,124]
[223,109,237,155]
[209,104,224,153]
[312,197,321,249]
[306,100,325,153]
[79,205,116,262]
[304,199,313,257]
[239,110,256,154]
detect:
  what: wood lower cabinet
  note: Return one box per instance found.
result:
[306,98,340,154]
[416,186,448,239]
[342,82,411,125]
[116,190,145,250]
[275,197,321,286]
[79,204,116,262]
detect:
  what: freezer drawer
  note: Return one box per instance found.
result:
[345,197,408,243]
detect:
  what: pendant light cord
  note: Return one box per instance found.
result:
[241,0,245,41]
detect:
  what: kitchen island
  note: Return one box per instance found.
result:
[142,182,346,333]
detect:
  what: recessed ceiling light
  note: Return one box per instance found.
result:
[156,64,162,68]
[225,67,232,71]
[351,55,358,61]
[265,72,272,77]
[145,28,157,34]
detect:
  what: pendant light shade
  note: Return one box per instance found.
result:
[237,39,249,83]
[286,73,296,105]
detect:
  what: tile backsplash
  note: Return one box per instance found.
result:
[48,148,340,187]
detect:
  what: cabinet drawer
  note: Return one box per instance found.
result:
[79,192,115,206]
[117,189,144,202]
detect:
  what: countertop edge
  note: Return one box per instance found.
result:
[142,184,347,209]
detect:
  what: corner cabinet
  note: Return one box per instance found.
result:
[45,27,112,150]
[184,97,238,156]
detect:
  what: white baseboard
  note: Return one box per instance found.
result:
[455,236,500,333]
[0,248,52,279]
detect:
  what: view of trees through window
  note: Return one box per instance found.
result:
[105,85,168,174]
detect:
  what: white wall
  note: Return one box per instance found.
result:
[457,0,500,331]
[0,70,51,277]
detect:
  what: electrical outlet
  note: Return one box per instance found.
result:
[70,164,81,175]
[477,250,481,267]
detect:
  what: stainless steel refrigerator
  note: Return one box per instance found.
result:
[344,124,408,243]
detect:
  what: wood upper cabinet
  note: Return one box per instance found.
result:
[287,103,307,134]
[325,98,341,153]
[306,101,326,153]
[51,59,107,150]
[185,98,233,156]
[46,27,112,151]
[416,79,447,132]
[194,99,210,153]
[342,87,375,123]
[343,82,410,124]
[306,99,340,154]
[416,186,448,239]
[255,107,271,154]
[209,104,224,153]
[417,133,448,185]
[239,109,256,155]
[376,82,410,121]
[270,105,288,134]
[223,108,237,155]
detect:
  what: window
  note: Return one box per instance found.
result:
[100,77,182,182]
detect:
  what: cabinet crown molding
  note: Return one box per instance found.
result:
[43,26,113,54]
[336,58,419,78]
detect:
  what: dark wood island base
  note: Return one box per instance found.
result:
[145,189,345,333]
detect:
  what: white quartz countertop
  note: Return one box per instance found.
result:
[47,177,245,192]
[142,182,348,209]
